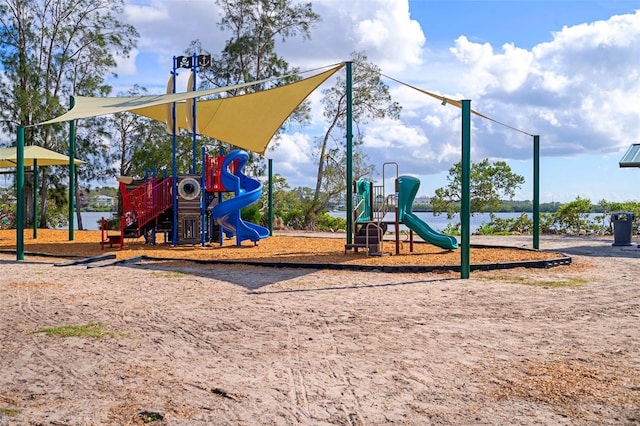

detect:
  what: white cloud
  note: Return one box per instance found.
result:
[449,36,534,95]
[124,2,169,24]
[364,118,427,149]
[114,49,139,76]
[281,0,425,73]
[267,133,317,188]
[107,3,640,201]
[440,10,640,163]
[353,0,425,70]
[120,1,226,60]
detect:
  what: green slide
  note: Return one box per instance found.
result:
[397,175,458,250]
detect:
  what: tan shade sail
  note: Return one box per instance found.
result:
[0,145,85,168]
[38,64,345,155]
[131,65,343,154]
[37,73,291,125]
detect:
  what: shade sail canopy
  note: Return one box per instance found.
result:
[38,64,345,155]
[132,65,342,154]
[0,145,85,168]
[619,143,640,168]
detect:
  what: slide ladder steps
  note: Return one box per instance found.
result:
[345,221,388,255]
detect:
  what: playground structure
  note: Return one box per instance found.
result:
[11,61,546,280]
[345,162,458,256]
[109,149,269,249]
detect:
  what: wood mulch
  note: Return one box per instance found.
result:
[0,229,567,269]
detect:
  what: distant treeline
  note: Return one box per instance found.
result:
[413,200,611,213]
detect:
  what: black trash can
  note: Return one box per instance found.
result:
[611,212,634,246]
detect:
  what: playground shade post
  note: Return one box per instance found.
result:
[68,96,76,241]
[346,61,353,245]
[533,135,540,249]
[460,100,471,279]
[16,125,24,261]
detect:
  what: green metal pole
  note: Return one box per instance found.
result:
[268,158,273,236]
[33,159,38,239]
[346,61,353,245]
[533,135,540,249]
[461,100,471,279]
[16,126,25,261]
[68,96,76,241]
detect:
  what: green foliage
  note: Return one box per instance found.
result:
[0,0,138,227]
[432,159,524,215]
[241,203,262,225]
[442,223,460,236]
[431,159,525,218]
[278,208,306,230]
[598,199,640,233]
[315,213,346,232]
[188,0,321,175]
[539,212,557,234]
[214,0,320,86]
[476,212,533,235]
[43,199,69,229]
[0,191,15,229]
[100,217,120,231]
[552,196,593,234]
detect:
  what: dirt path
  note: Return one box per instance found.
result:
[0,235,638,425]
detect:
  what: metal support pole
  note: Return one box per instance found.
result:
[201,147,206,246]
[533,135,540,249]
[16,126,25,261]
[346,61,353,245]
[460,100,471,279]
[171,59,178,246]
[191,52,198,174]
[32,160,37,238]
[268,159,273,236]
[68,97,76,240]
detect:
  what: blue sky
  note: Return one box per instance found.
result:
[114,0,640,203]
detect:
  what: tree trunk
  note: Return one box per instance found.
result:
[75,172,83,230]
[38,172,48,228]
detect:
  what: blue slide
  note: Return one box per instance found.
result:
[397,175,458,250]
[212,150,270,246]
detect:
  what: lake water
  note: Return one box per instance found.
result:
[60,212,117,230]
[328,211,514,233]
[327,211,605,234]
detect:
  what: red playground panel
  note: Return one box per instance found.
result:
[205,154,237,192]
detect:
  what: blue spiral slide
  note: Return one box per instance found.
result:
[397,175,458,250]
[212,150,270,246]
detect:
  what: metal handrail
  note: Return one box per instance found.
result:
[121,178,173,232]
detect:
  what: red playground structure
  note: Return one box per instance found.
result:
[107,149,269,249]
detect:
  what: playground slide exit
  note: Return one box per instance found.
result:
[397,175,459,250]
[212,150,270,246]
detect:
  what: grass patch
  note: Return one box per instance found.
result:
[487,275,588,288]
[150,271,187,278]
[34,322,126,339]
[0,407,19,416]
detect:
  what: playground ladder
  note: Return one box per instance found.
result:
[118,178,173,248]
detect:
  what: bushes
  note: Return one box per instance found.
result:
[315,213,346,232]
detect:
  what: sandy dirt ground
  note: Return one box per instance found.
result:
[0,234,638,425]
